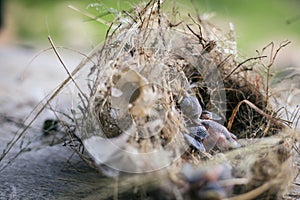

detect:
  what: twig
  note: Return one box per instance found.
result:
[295,110,300,129]
[188,13,206,45]
[291,105,300,128]
[224,56,267,80]
[259,41,291,105]
[217,54,232,69]
[48,35,88,102]
[227,99,286,131]
[19,46,97,82]
[157,0,161,25]
[122,10,137,23]
[68,5,111,26]
[293,144,300,155]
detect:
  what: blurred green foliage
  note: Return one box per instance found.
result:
[195,0,300,51]
[6,0,300,51]
[7,0,140,46]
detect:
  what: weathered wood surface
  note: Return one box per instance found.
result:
[0,46,109,200]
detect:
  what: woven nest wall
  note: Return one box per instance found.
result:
[63,1,297,199]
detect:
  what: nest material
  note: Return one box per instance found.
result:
[65,1,296,199]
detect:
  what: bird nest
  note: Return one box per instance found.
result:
[57,1,297,199]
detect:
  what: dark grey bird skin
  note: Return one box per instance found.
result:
[201,119,240,151]
[180,94,202,121]
[187,125,208,140]
[184,133,206,152]
[180,93,240,152]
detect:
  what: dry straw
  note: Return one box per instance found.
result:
[1,0,298,199]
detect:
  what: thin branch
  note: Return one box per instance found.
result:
[291,105,300,125]
[157,0,161,25]
[19,46,96,81]
[227,99,287,131]
[105,22,116,40]
[295,109,300,129]
[224,56,267,80]
[186,25,204,48]
[264,41,291,106]
[268,40,291,68]
[122,10,137,23]
[217,54,232,69]
[48,35,88,102]
[188,13,203,32]
[68,5,111,26]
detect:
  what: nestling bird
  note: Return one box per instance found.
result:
[181,163,233,199]
[180,92,240,152]
[200,119,240,152]
[180,92,202,123]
